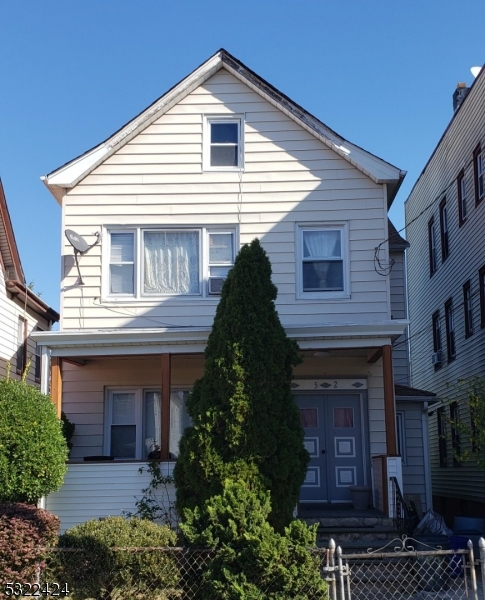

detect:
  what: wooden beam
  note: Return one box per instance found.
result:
[367,347,383,363]
[382,344,397,456]
[50,357,62,418]
[160,354,171,461]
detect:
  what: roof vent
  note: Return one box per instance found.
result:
[453,82,469,112]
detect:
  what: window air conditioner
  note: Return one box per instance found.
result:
[431,351,442,365]
[209,277,225,295]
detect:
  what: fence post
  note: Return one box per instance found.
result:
[336,545,346,600]
[328,539,337,600]
[468,539,479,600]
[479,538,485,600]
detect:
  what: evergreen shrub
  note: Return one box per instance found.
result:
[181,479,327,599]
[0,377,68,503]
[51,517,180,599]
[174,239,308,531]
[0,502,59,585]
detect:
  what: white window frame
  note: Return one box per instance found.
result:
[206,229,236,296]
[296,223,350,300]
[107,229,136,297]
[103,226,237,301]
[203,115,244,171]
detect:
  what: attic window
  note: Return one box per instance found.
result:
[204,116,243,170]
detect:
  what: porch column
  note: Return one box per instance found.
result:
[382,344,397,456]
[161,354,171,460]
[50,357,63,418]
[40,346,50,395]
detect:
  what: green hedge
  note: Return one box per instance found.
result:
[0,377,68,503]
[49,517,180,599]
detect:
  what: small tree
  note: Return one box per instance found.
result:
[181,479,327,599]
[174,239,308,531]
[0,375,68,503]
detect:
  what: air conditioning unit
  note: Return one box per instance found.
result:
[209,277,225,295]
[431,351,442,365]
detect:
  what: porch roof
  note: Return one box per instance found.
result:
[32,320,408,357]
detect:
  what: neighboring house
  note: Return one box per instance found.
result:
[405,66,485,520]
[389,221,435,516]
[0,179,59,386]
[34,49,422,531]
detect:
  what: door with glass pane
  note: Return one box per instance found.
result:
[296,394,365,503]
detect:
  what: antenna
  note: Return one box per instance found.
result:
[65,229,101,285]
[471,66,482,78]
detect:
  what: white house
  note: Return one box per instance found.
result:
[0,179,59,386]
[33,49,421,531]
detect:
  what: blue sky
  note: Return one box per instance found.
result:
[1,0,484,309]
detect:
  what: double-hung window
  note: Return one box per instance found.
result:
[109,232,135,295]
[105,388,190,459]
[105,227,236,299]
[432,310,442,369]
[298,224,348,298]
[480,265,485,328]
[463,281,473,338]
[457,170,467,225]
[445,298,456,362]
[428,217,437,276]
[439,198,449,261]
[450,401,460,466]
[204,116,243,170]
[474,145,484,204]
[437,407,447,467]
[208,231,235,294]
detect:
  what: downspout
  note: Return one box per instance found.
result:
[422,401,433,511]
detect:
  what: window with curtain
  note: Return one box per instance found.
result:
[106,226,236,299]
[301,228,344,293]
[106,388,191,460]
[144,230,200,294]
[169,390,192,458]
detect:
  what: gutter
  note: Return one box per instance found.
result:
[6,279,60,323]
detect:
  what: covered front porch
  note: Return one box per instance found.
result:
[34,322,407,532]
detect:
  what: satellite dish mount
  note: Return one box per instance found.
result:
[65,229,101,285]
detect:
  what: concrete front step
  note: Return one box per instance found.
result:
[300,514,399,550]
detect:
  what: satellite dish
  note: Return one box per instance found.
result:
[471,66,482,78]
[65,229,90,254]
[65,229,101,285]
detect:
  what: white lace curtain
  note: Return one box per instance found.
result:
[144,231,200,294]
[303,230,341,259]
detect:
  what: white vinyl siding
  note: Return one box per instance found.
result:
[0,266,50,385]
[62,69,389,331]
[45,462,176,533]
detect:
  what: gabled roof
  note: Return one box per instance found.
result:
[0,179,59,323]
[42,49,406,205]
[0,179,24,282]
